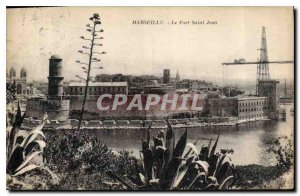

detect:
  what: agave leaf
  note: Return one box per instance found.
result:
[215,154,232,176]
[215,162,230,180]
[219,175,234,190]
[12,164,39,176]
[183,140,198,158]
[199,145,209,161]
[7,126,22,161]
[209,133,220,158]
[207,136,213,151]
[172,155,195,188]
[25,140,46,156]
[42,166,60,184]
[187,171,206,189]
[149,178,160,185]
[139,151,145,171]
[208,154,219,176]
[143,148,153,184]
[185,142,199,158]
[161,130,187,190]
[155,146,166,178]
[173,129,187,158]
[139,173,146,184]
[146,121,152,144]
[12,101,23,128]
[105,170,134,190]
[21,118,47,148]
[207,176,218,184]
[205,183,219,190]
[153,136,163,148]
[141,139,149,151]
[6,145,25,174]
[193,160,209,174]
[165,121,175,162]
[157,129,164,138]
[24,131,46,148]
[14,151,42,173]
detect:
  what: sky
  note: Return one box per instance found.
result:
[6,7,294,85]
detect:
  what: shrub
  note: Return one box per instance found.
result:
[106,121,236,190]
[44,131,139,190]
[268,135,294,172]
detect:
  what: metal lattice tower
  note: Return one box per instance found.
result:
[257,26,270,80]
[222,26,293,96]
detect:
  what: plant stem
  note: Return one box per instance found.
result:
[77,21,96,131]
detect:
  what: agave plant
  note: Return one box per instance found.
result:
[6,102,59,189]
[106,121,236,190]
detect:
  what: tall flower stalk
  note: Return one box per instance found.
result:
[76,13,106,131]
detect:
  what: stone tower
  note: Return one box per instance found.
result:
[48,55,64,98]
[26,55,70,121]
[257,80,280,120]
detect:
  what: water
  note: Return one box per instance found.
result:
[64,104,294,166]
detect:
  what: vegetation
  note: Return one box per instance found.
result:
[6,102,59,190]
[105,122,236,190]
[268,135,294,172]
[43,131,139,190]
[6,108,294,190]
[6,80,17,104]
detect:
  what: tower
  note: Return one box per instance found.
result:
[176,70,180,83]
[9,67,16,79]
[258,80,279,119]
[256,26,270,94]
[48,55,64,98]
[163,69,170,84]
[20,67,27,78]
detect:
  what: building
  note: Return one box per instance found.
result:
[67,81,128,96]
[209,96,268,120]
[257,80,280,119]
[6,67,27,97]
[237,97,268,119]
[163,69,170,84]
[143,84,175,94]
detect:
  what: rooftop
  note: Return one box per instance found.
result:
[211,96,267,101]
[69,82,128,87]
[50,55,62,59]
[237,96,267,100]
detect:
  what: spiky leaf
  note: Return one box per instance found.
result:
[12,164,39,176]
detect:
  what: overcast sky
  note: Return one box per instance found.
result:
[7,7,294,85]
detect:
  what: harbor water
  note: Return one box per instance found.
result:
[87,104,294,166]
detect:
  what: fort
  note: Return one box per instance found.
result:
[25,55,70,121]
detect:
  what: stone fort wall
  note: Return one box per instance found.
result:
[25,99,70,121]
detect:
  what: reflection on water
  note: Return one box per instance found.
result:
[61,105,294,166]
